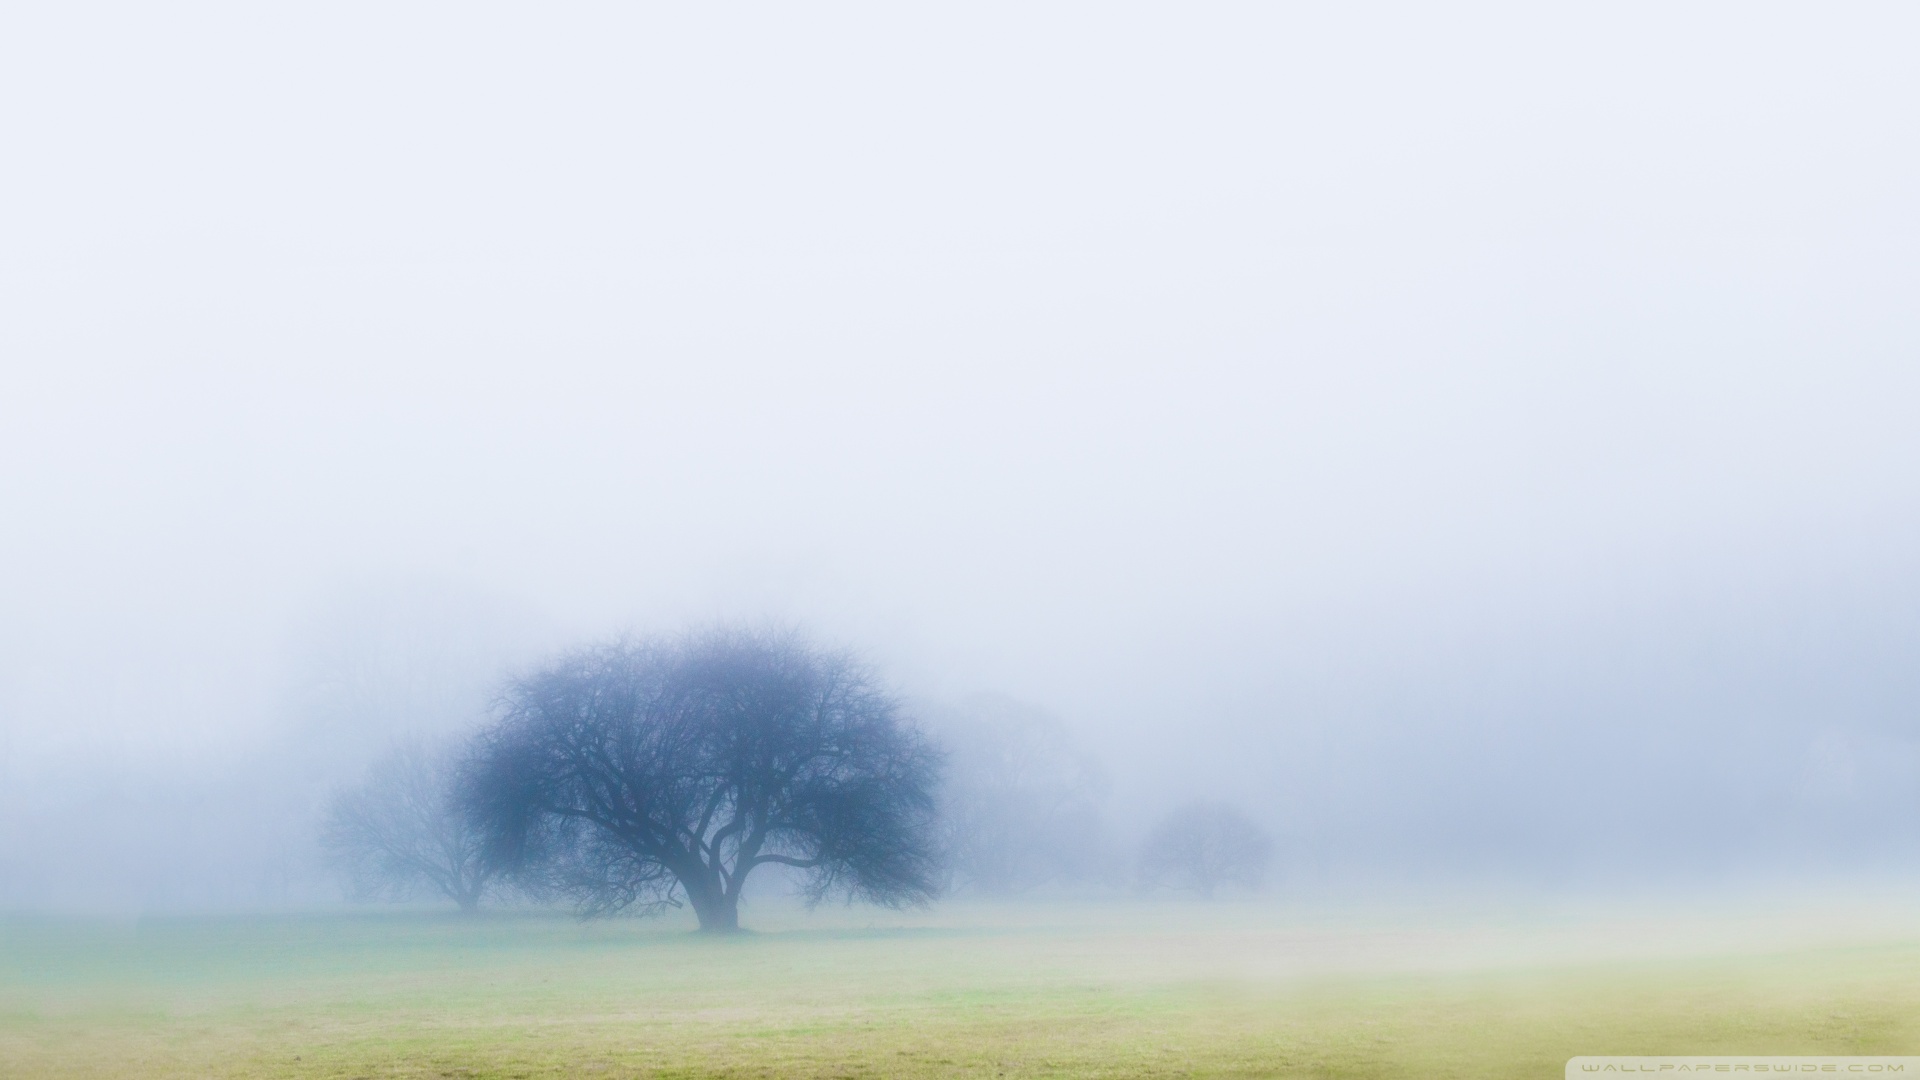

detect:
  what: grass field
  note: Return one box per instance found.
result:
[2,897,1916,1078]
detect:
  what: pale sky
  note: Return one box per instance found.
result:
[3,4,1918,904]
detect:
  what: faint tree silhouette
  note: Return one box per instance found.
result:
[322,739,498,912]
[933,695,1110,893]
[1137,801,1272,900]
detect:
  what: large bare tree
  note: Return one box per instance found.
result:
[461,629,942,932]
[321,740,498,912]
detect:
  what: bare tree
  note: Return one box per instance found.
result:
[461,628,943,932]
[932,695,1111,893]
[1137,801,1273,900]
[321,740,498,913]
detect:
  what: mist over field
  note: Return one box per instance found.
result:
[3,3,1919,915]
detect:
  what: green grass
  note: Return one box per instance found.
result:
[1,899,1916,1078]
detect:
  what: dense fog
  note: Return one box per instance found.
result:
[3,3,1918,912]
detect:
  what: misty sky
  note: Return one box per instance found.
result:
[4,4,1919,904]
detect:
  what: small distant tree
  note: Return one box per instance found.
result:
[461,629,943,932]
[934,695,1110,893]
[1137,801,1273,900]
[321,740,498,913]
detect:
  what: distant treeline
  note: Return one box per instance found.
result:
[322,626,1273,928]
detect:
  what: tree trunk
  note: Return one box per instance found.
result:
[688,891,741,933]
[680,870,743,933]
